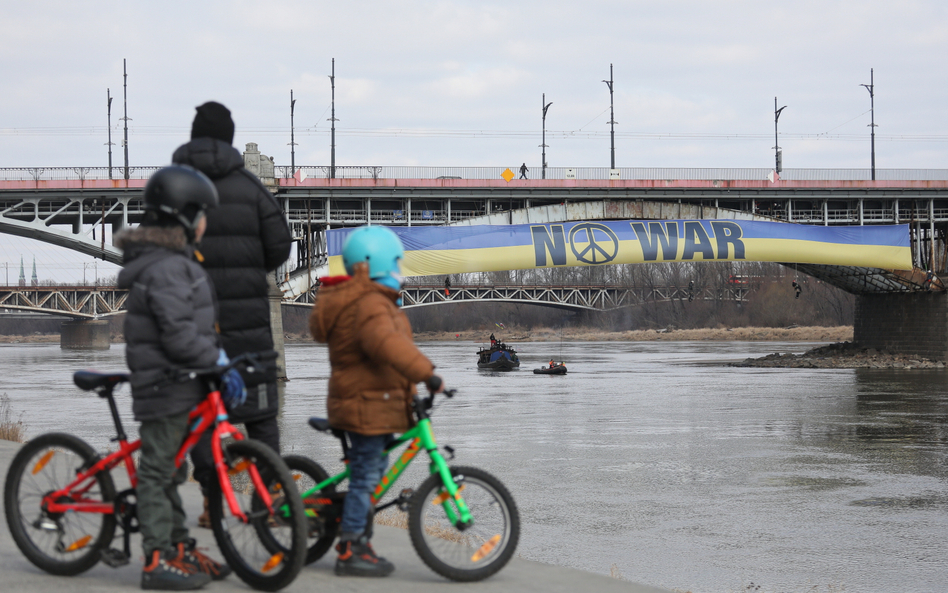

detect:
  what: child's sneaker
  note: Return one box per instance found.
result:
[334,536,395,577]
[141,548,211,590]
[175,538,232,581]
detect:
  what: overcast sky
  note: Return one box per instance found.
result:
[3,0,948,282]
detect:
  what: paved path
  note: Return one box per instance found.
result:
[0,439,669,593]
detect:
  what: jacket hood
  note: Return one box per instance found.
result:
[172,137,244,180]
[311,264,399,342]
[115,226,190,288]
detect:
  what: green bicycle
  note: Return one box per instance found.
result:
[283,387,520,582]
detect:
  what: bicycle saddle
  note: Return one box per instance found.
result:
[74,371,129,394]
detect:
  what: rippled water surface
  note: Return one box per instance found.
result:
[2,340,947,593]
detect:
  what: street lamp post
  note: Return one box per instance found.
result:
[602,64,616,170]
[121,59,130,181]
[774,97,787,174]
[541,93,552,179]
[289,89,297,176]
[328,58,337,179]
[860,68,876,181]
[106,89,114,179]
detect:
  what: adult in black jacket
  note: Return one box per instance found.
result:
[172,102,292,521]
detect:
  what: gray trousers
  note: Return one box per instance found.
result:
[138,411,191,557]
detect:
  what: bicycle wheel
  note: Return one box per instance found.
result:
[3,432,116,575]
[408,465,519,581]
[207,439,307,591]
[282,454,340,564]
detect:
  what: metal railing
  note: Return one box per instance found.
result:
[5,166,948,182]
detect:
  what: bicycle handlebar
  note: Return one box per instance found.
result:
[173,350,278,383]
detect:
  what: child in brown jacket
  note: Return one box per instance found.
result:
[309,226,445,577]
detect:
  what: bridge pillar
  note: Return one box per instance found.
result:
[268,276,287,381]
[854,292,948,361]
[60,320,111,350]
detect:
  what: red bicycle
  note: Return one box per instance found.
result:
[3,353,307,592]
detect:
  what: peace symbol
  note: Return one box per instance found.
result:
[568,223,619,264]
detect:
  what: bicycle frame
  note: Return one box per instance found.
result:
[298,415,474,527]
[39,388,274,523]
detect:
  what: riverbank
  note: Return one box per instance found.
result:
[292,325,856,344]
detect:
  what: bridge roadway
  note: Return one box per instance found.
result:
[3,165,948,273]
[0,440,668,593]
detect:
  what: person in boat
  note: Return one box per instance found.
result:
[549,359,555,368]
[489,333,496,347]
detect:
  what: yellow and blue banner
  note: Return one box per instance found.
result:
[326,220,912,277]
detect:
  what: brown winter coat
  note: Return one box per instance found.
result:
[309,264,435,435]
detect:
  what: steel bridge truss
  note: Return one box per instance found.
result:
[0,286,128,319]
[397,284,749,311]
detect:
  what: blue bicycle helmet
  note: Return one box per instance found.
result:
[342,226,404,290]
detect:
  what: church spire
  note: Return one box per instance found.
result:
[18,256,25,287]
[31,257,38,286]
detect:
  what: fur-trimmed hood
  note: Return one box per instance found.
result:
[116,226,192,289]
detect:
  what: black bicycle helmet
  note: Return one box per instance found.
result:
[143,165,219,238]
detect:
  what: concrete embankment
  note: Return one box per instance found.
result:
[0,439,669,593]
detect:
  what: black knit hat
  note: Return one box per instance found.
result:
[190,101,235,144]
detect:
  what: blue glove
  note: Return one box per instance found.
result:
[217,349,247,410]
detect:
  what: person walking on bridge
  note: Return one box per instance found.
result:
[519,163,529,179]
[171,101,292,527]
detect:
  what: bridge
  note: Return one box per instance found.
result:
[3,158,948,358]
[3,282,750,317]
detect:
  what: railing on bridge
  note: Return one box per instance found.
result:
[5,166,948,182]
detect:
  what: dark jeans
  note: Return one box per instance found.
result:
[339,432,391,537]
[190,414,281,495]
[138,411,191,556]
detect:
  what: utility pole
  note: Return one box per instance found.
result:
[289,89,297,176]
[121,59,131,181]
[328,58,337,179]
[106,89,114,179]
[774,97,786,174]
[602,64,616,170]
[541,93,552,180]
[860,68,876,181]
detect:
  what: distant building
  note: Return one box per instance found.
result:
[31,257,37,286]
[18,256,25,287]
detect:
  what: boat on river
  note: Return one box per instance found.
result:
[477,343,520,370]
[533,364,567,375]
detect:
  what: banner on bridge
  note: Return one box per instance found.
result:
[326,220,913,277]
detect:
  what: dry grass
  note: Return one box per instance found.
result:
[373,506,477,545]
[373,507,408,529]
[0,392,26,443]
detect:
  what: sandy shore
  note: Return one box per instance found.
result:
[407,325,854,344]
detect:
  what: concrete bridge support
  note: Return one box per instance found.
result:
[854,292,948,361]
[269,276,287,381]
[60,320,110,350]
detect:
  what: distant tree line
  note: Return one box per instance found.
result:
[400,262,855,333]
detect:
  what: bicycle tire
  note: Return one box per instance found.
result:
[207,439,307,591]
[3,432,116,575]
[282,454,340,564]
[407,465,519,581]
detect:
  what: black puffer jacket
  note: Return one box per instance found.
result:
[172,138,292,422]
[116,226,220,422]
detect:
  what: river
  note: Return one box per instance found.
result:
[1,340,947,593]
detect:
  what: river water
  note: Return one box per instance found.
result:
[2,340,947,593]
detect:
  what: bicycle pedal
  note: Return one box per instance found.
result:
[396,488,414,512]
[100,548,130,568]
